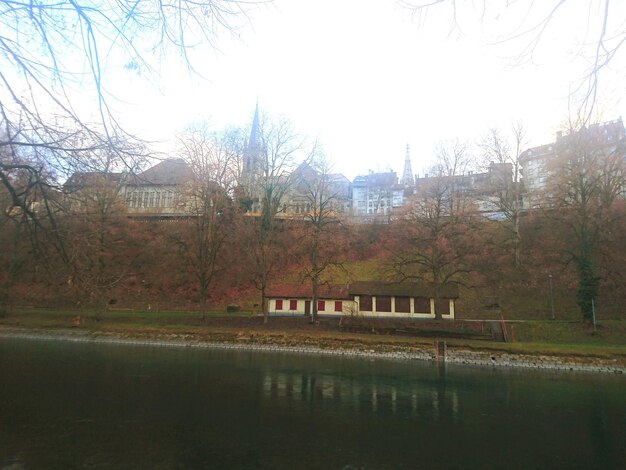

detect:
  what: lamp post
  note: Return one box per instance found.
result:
[548,274,555,320]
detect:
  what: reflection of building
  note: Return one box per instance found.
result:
[520,118,626,204]
[260,368,460,418]
[266,281,458,319]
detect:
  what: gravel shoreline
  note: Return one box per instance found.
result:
[1,327,624,374]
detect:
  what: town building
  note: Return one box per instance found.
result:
[64,158,195,218]
[266,284,353,316]
[266,281,458,319]
[239,104,352,218]
[351,171,404,220]
[121,158,194,217]
[520,118,625,206]
[281,161,352,216]
[350,281,457,319]
[410,162,515,219]
[65,113,624,223]
[63,171,124,213]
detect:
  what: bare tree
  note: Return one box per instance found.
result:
[174,123,241,320]
[1,123,148,312]
[298,157,346,323]
[62,173,134,313]
[0,1,252,313]
[431,138,475,215]
[391,175,475,319]
[0,151,32,315]
[0,0,252,233]
[244,113,318,323]
[402,0,625,120]
[0,219,27,317]
[433,138,472,177]
[544,122,625,322]
[479,122,527,268]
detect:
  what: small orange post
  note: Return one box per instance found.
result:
[500,314,508,342]
[73,315,81,327]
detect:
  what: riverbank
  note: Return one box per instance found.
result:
[1,325,624,374]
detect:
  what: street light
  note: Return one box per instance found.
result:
[548,274,555,320]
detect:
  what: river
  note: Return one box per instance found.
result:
[0,337,624,469]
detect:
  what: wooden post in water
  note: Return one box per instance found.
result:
[435,340,447,363]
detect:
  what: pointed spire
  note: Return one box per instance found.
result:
[247,100,260,152]
[401,143,414,186]
[244,101,261,178]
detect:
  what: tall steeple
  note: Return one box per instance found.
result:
[248,100,260,151]
[401,143,414,186]
[243,101,261,178]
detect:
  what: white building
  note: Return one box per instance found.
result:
[520,118,626,206]
[352,171,404,220]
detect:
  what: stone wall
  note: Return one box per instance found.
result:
[1,329,623,374]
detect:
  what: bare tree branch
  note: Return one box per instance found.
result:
[401,0,625,122]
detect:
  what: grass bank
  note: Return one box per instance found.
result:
[1,307,624,365]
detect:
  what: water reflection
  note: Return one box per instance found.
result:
[0,338,624,469]
[260,365,460,421]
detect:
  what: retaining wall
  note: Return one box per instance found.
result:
[0,329,623,374]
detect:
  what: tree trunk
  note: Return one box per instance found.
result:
[0,257,22,318]
[0,280,10,318]
[513,206,521,269]
[262,287,269,324]
[199,287,207,322]
[434,298,442,321]
[310,294,317,323]
[576,252,599,323]
[433,284,443,321]
[311,270,321,323]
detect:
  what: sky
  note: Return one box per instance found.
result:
[108,0,626,180]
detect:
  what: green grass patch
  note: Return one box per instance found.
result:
[508,320,626,345]
[2,308,624,362]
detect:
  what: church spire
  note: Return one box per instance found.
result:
[401,143,414,186]
[248,100,260,151]
[243,101,261,178]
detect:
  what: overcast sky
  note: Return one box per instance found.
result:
[110,0,626,180]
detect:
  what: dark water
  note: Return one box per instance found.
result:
[0,338,624,469]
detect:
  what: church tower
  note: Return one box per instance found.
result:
[401,143,414,186]
[243,101,261,179]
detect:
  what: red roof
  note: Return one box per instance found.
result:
[266,284,351,300]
